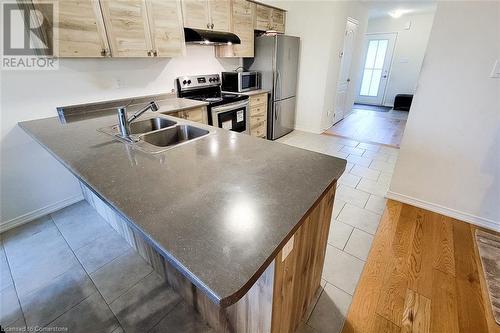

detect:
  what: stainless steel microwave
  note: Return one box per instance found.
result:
[221,71,260,93]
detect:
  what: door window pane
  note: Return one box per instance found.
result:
[360,39,389,97]
[365,41,378,68]
[360,69,373,96]
[369,70,382,96]
[374,40,388,68]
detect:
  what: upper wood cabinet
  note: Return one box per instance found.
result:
[33,0,184,58]
[209,0,231,31]
[146,0,186,57]
[254,3,271,31]
[181,0,210,30]
[33,0,110,57]
[254,3,285,33]
[182,0,231,32]
[100,0,152,57]
[215,0,255,57]
[270,7,285,32]
[101,0,185,57]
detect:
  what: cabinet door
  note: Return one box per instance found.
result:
[175,107,208,124]
[146,0,186,57]
[33,0,110,57]
[208,0,231,32]
[100,0,152,57]
[271,9,285,33]
[254,4,271,31]
[215,0,254,57]
[182,0,210,30]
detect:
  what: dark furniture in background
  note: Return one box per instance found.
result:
[394,94,413,111]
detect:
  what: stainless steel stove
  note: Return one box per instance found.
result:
[176,74,249,134]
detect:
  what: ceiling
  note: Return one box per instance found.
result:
[364,1,437,19]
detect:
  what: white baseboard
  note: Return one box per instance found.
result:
[293,125,323,134]
[386,191,500,232]
[0,194,84,233]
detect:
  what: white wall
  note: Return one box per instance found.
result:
[388,1,500,231]
[263,0,369,133]
[1,45,239,228]
[362,11,435,106]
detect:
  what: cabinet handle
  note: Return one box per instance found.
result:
[147,50,152,56]
[207,23,210,29]
[101,49,107,56]
[211,23,214,29]
[153,50,158,57]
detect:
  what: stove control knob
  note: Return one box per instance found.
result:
[187,80,192,84]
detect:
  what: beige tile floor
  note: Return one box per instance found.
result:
[0,130,398,333]
[278,130,399,333]
[0,203,212,332]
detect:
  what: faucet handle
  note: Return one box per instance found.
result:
[150,101,159,111]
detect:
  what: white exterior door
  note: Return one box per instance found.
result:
[331,18,358,126]
[356,33,396,105]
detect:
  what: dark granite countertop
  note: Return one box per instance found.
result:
[19,111,346,307]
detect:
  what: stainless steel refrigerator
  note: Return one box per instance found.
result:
[244,35,300,140]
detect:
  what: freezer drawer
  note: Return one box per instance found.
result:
[270,97,296,140]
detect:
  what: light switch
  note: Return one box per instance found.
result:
[490,59,500,78]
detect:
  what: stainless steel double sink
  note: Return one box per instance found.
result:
[100,115,212,154]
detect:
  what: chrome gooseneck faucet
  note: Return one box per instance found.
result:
[117,101,159,140]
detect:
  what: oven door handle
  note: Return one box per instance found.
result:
[211,101,249,113]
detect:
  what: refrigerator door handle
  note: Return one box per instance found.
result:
[274,70,281,101]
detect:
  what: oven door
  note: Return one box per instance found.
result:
[211,100,249,134]
[239,72,259,92]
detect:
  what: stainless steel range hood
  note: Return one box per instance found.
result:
[184,28,241,45]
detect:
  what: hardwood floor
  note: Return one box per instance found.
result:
[342,200,500,333]
[324,107,408,147]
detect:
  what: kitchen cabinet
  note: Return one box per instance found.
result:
[248,92,268,138]
[270,8,285,32]
[209,0,232,32]
[182,0,231,32]
[215,0,255,58]
[254,3,285,33]
[32,0,110,57]
[33,0,184,58]
[170,107,208,124]
[146,0,186,57]
[94,0,152,57]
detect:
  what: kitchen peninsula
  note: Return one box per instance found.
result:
[19,96,346,333]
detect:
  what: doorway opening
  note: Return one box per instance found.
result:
[325,3,437,147]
